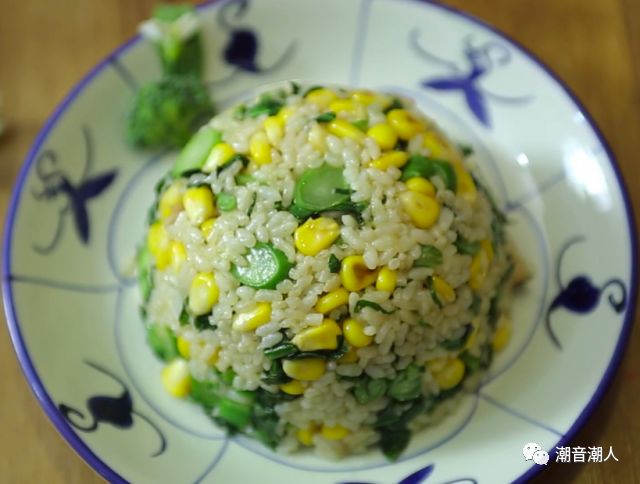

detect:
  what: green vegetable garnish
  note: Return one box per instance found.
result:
[264,341,298,360]
[401,155,457,192]
[351,119,368,131]
[440,323,473,351]
[137,246,153,302]
[387,365,423,401]
[262,359,291,385]
[383,97,403,114]
[354,300,394,314]
[293,164,350,213]
[379,429,411,461]
[216,398,252,429]
[454,234,480,255]
[246,94,284,118]
[459,144,474,157]
[426,276,442,308]
[316,112,336,123]
[414,244,443,268]
[190,377,220,409]
[231,243,292,289]
[171,126,222,177]
[127,76,214,149]
[217,192,237,212]
[146,324,178,362]
[235,172,255,186]
[353,377,388,405]
[303,85,323,96]
[469,295,482,315]
[194,314,214,331]
[328,254,341,273]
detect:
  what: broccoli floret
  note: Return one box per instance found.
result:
[126,75,214,149]
[139,4,203,78]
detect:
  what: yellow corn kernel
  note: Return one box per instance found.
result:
[200,218,216,240]
[170,241,187,271]
[249,131,272,165]
[367,123,398,151]
[277,105,295,125]
[338,346,359,364]
[207,347,220,366]
[161,359,191,398]
[315,287,350,314]
[296,427,315,446]
[428,358,465,391]
[328,99,363,116]
[433,275,456,304]
[387,109,423,140]
[183,186,216,226]
[233,302,272,332]
[188,272,219,316]
[305,88,338,107]
[371,151,409,170]
[293,319,342,351]
[294,217,341,256]
[376,267,397,292]
[405,177,436,197]
[469,240,494,292]
[343,318,373,348]
[282,358,326,381]
[454,164,477,203]
[177,336,191,359]
[351,90,376,105]
[423,131,447,158]
[280,380,306,396]
[327,119,365,142]
[308,124,327,151]
[340,255,378,292]
[203,142,236,172]
[321,424,349,441]
[158,182,184,221]
[263,116,284,145]
[399,191,441,229]
[147,222,171,270]
[492,315,511,352]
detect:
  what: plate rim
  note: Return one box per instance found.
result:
[2,0,636,482]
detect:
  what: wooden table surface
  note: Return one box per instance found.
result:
[0,1,638,483]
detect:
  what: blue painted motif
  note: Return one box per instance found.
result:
[208,0,295,85]
[339,463,477,484]
[546,237,627,348]
[59,360,166,457]
[410,31,531,127]
[31,125,117,253]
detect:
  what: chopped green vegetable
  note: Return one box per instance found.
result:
[235,172,255,186]
[383,97,403,114]
[354,300,394,314]
[179,304,189,326]
[454,235,481,256]
[487,295,500,328]
[303,85,323,96]
[146,324,178,362]
[440,323,473,351]
[221,367,236,386]
[414,244,443,268]
[388,365,423,401]
[216,398,252,429]
[262,359,291,385]
[351,119,368,131]
[137,246,153,302]
[401,155,457,192]
[219,153,249,172]
[247,192,258,216]
[469,295,481,315]
[328,254,341,273]
[194,314,214,331]
[149,4,203,78]
[459,144,474,157]
[246,94,284,118]
[379,428,411,461]
[459,350,481,374]
[233,104,247,120]
[316,112,336,123]
[190,377,220,409]
[293,164,350,213]
[232,243,292,289]
[426,276,442,308]
[289,335,349,361]
[264,341,298,360]
[127,76,214,149]
[353,377,388,405]
[171,126,222,177]
[217,192,237,211]
[290,81,301,95]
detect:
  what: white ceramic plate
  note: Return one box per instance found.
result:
[3,0,636,482]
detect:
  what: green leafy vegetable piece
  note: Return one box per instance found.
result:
[454,235,481,255]
[294,164,350,213]
[171,126,222,177]
[303,85,323,96]
[353,377,388,405]
[246,94,284,118]
[315,112,336,123]
[426,276,442,308]
[469,295,481,316]
[217,192,237,211]
[388,365,423,402]
[459,350,481,374]
[440,323,473,351]
[190,377,220,409]
[380,428,411,461]
[146,324,178,362]
[264,341,298,360]
[234,172,255,186]
[221,367,236,385]
[194,314,214,331]
[414,244,443,268]
[459,144,474,157]
[383,97,403,114]
[179,304,189,326]
[351,119,368,131]
[231,242,292,289]
[289,336,349,361]
[216,398,252,429]
[400,155,457,192]
[127,76,214,149]
[328,254,341,273]
[137,246,153,302]
[261,359,291,385]
[354,300,394,315]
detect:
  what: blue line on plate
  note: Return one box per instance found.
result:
[478,392,563,437]
[108,56,139,92]
[349,0,373,85]
[193,439,230,484]
[505,171,566,213]
[7,274,121,294]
